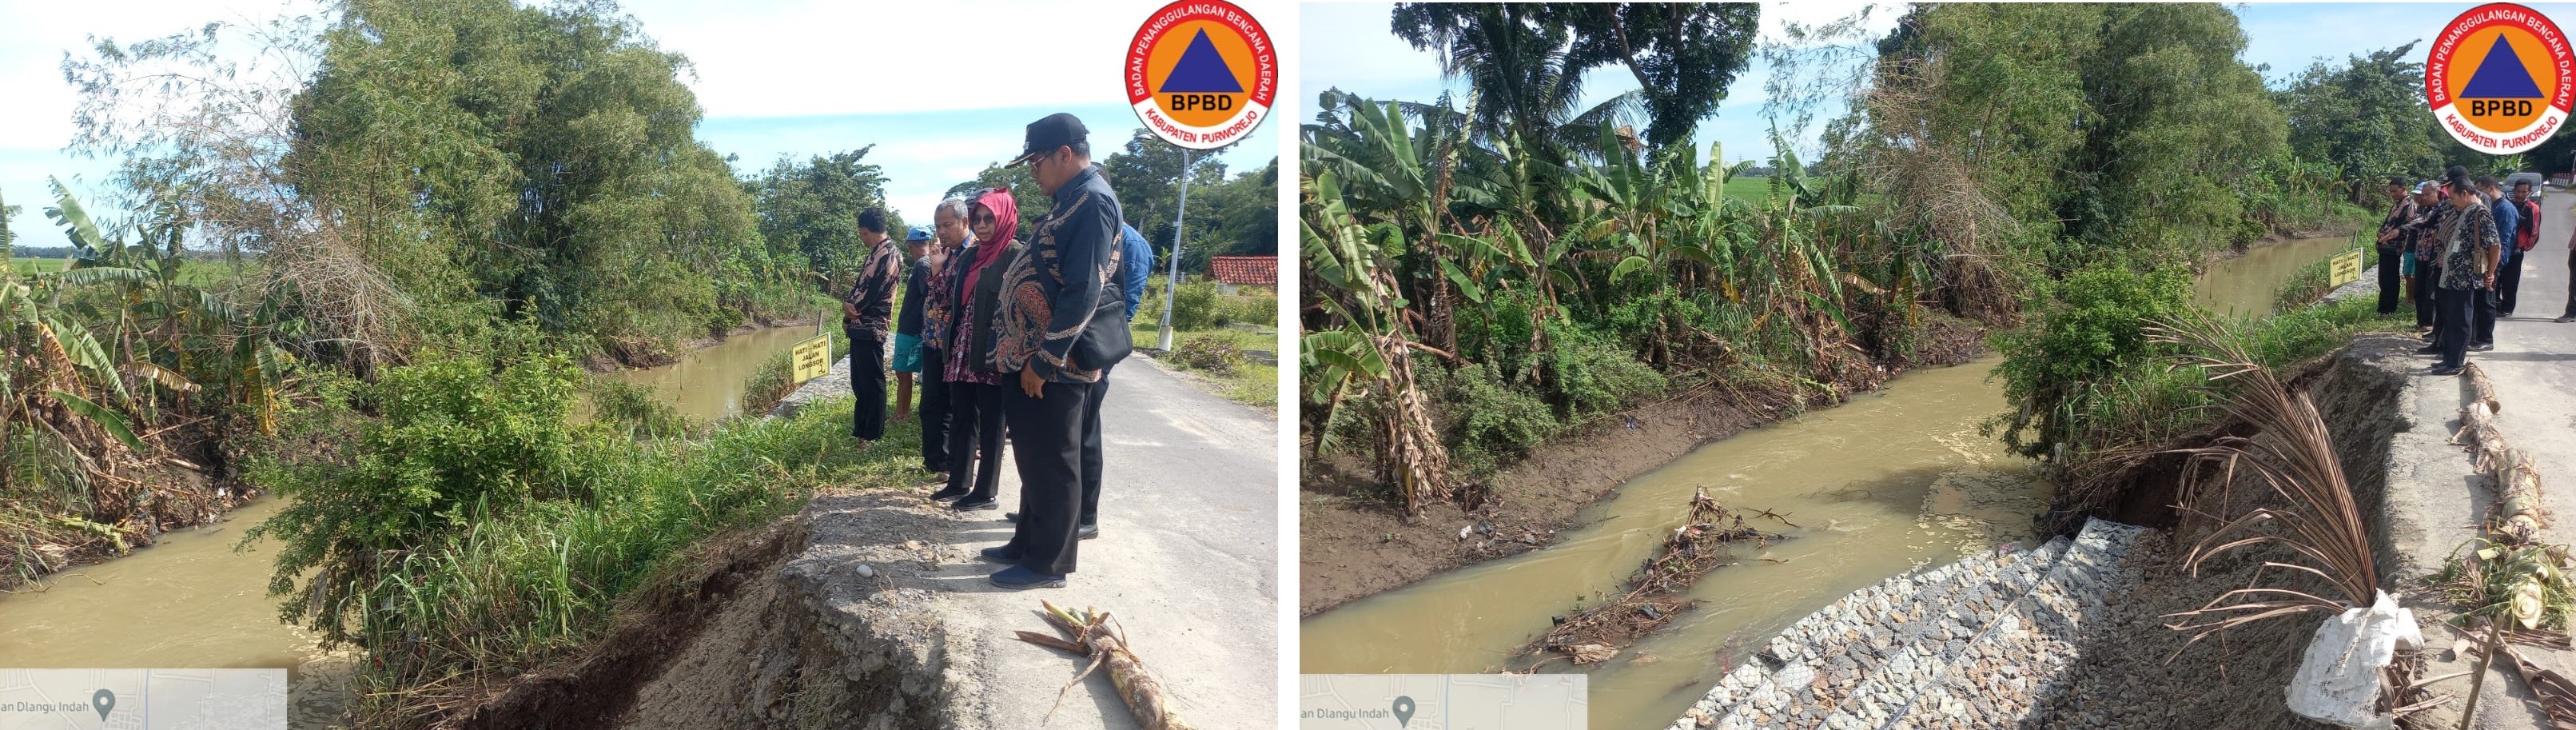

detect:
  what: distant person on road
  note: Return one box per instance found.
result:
[981,113,1129,590]
[2474,176,2516,349]
[1121,222,1153,321]
[2429,174,2502,377]
[930,191,1022,512]
[2375,176,2415,316]
[2504,180,2541,316]
[2561,195,2576,323]
[843,208,902,444]
[892,225,936,424]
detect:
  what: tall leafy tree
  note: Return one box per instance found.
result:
[1556,3,1761,149]
[2275,42,2482,193]
[286,0,788,361]
[1102,129,1230,267]
[747,148,895,274]
[1390,3,1759,150]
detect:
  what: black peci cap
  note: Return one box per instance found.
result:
[1007,113,1089,167]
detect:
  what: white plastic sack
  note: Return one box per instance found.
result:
[2286,590,2423,729]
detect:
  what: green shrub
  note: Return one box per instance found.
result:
[587,379,694,440]
[1170,335,1250,375]
[1216,289,1278,327]
[1421,361,1563,477]
[1542,319,1667,419]
[1990,264,2197,459]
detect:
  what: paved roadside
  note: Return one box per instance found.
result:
[919,353,1278,729]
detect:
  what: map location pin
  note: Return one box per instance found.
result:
[92,688,114,721]
[1391,696,1415,728]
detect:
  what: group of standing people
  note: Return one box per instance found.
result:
[2375,166,2557,377]
[837,113,1152,589]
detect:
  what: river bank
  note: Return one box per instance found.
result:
[1298,313,1988,616]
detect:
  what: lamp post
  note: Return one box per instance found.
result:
[1155,148,1189,351]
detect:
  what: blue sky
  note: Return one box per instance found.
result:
[0,0,1286,248]
[1304,2,2576,164]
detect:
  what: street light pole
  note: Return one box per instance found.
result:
[1156,148,1189,351]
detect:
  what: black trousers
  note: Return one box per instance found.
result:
[2500,250,2527,314]
[2474,285,2498,346]
[918,347,951,473]
[1002,380,1093,576]
[2565,255,2576,319]
[944,381,1006,501]
[2437,286,2474,369]
[849,329,887,441]
[1077,364,1112,528]
[2376,247,2402,314]
[2415,264,2439,328]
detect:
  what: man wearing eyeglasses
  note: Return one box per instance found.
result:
[977,113,1131,589]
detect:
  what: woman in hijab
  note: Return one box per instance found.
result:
[926,189,1023,511]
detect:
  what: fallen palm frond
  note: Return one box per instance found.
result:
[1014,600,1192,730]
[2497,641,2576,728]
[1527,489,1785,664]
[2149,314,2379,644]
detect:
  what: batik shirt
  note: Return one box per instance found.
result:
[991,166,1126,384]
[2439,201,2498,291]
[921,239,970,351]
[843,237,903,340]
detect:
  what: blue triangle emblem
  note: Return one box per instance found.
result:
[2461,31,2546,99]
[1158,29,1243,94]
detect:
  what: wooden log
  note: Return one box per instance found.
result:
[2465,361,2503,414]
[2499,448,2549,541]
[1016,601,1194,730]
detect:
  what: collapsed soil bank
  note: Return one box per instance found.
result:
[454,490,960,730]
[2022,335,2410,728]
[1299,316,1987,616]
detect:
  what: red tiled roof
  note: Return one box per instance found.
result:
[1210,256,1277,285]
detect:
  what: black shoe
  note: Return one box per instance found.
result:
[1079,525,1099,541]
[951,496,998,512]
[2470,342,2494,352]
[2431,365,2464,376]
[927,485,969,502]
[2415,345,2441,355]
[2557,315,2576,323]
[979,545,1022,564]
[989,565,1066,589]
[1004,511,1017,523]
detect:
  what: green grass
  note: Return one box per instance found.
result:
[1722,176,1771,201]
[1134,322,1279,409]
[9,257,241,285]
[336,394,923,727]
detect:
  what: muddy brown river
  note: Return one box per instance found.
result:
[599,324,826,422]
[0,325,820,728]
[1300,233,2357,730]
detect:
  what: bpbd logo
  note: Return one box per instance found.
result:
[1127,0,1276,150]
[2427,3,2574,154]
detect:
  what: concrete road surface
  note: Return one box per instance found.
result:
[930,353,1279,729]
[2483,187,2576,546]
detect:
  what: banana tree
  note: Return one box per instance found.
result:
[1302,168,1459,517]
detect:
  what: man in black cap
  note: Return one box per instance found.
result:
[977,113,1130,589]
[844,207,902,444]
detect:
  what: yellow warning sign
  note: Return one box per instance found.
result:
[2330,249,2365,287]
[790,332,833,385]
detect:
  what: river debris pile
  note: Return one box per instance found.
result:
[1532,489,1786,664]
